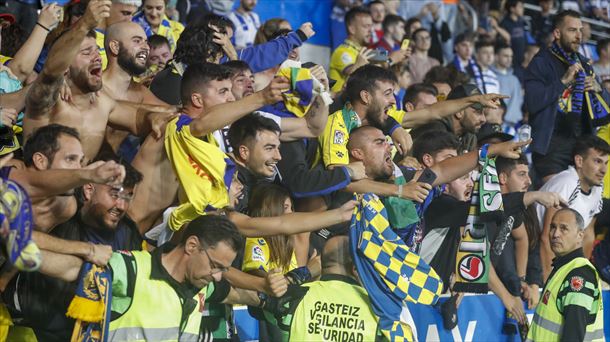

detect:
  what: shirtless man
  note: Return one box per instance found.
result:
[4,124,125,233]
[23,0,173,163]
[102,21,170,153]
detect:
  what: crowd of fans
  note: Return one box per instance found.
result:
[0,0,608,340]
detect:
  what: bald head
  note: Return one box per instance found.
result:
[347,126,383,151]
[105,22,150,75]
[322,236,355,277]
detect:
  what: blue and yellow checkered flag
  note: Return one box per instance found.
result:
[349,193,443,341]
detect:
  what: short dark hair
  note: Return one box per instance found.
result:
[495,154,528,176]
[405,17,421,37]
[475,37,495,51]
[228,113,281,152]
[494,41,512,54]
[174,23,225,65]
[412,130,460,164]
[454,32,475,46]
[504,0,523,13]
[23,124,80,167]
[93,152,143,189]
[403,83,437,108]
[382,14,403,33]
[345,6,371,31]
[345,64,397,103]
[181,215,244,252]
[223,60,252,77]
[367,0,384,8]
[148,34,170,50]
[552,10,581,30]
[597,38,610,56]
[411,27,428,40]
[572,135,610,163]
[181,62,232,104]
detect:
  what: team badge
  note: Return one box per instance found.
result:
[570,276,584,292]
[542,290,550,304]
[333,130,345,144]
[458,255,485,281]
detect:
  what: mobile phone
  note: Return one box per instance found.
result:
[417,168,437,185]
[369,49,389,63]
[401,39,410,50]
[301,62,317,69]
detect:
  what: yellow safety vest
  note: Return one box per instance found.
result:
[526,257,605,342]
[108,251,206,341]
[289,278,379,342]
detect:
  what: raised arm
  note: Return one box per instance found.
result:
[422,140,529,187]
[189,76,288,137]
[401,93,508,128]
[39,249,83,282]
[278,66,330,141]
[228,200,356,237]
[107,99,177,139]
[10,160,124,199]
[25,0,111,118]
[32,231,112,266]
[8,4,61,82]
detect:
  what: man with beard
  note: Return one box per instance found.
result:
[3,124,125,233]
[102,21,170,156]
[347,127,527,248]
[526,10,610,183]
[2,157,148,341]
[536,136,610,280]
[410,84,489,153]
[23,0,174,163]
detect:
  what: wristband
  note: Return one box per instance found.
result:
[397,184,403,198]
[36,22,51,32]
[257,291,268,308]
[519,276,527,282]
[285,266,312,285]
[479,143,489,161]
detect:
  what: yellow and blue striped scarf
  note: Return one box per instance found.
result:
[349,193,443,341]
[67,263,112,342]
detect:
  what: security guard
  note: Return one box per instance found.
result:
[263,236,385,342]
[38,215,269,341]
[527,208,605,341]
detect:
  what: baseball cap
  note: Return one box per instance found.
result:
[476,123,514,144]
[0,5,16,26]
[447,84,483,111]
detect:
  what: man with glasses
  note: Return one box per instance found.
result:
[37,215,273,341]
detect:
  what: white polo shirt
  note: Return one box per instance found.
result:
[536,166,603,229]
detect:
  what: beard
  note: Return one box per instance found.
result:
[117,46,147,76]
[69,66,102,93]
[365,100,386,129]
[559,34,579,53]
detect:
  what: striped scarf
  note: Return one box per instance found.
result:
[551,41,610,126]
[349,193,443,341]
[454,149,503,293]
[67,263,113,342]
[453,55,485,93]
[0,177,40,272]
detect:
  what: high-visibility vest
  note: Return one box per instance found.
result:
[108,251,206,341]
[526,257,605,341]
[289,279,379,342]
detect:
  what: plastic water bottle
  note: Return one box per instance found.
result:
[517,124,531,151]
